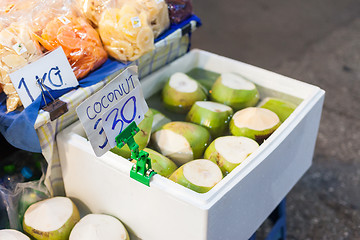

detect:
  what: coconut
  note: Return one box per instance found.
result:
[18,188,49,228]
[204,136,259,174]
[162,72,207,113]
[0,229,30,240]
[169,159,223,193]
[210,73,259,110]
[111,109,154,158]
[132,148,177,178]
[69,214,129,240]
[229,107,281,144]
[23,197,80,240]
[186,67,220,91]
[258,97,297,122]
[150,108,171,132]
[186,101,233,138]
[151,121,211,166]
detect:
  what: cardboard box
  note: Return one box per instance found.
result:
[57,49,325,240]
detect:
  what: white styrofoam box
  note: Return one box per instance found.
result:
[57,49,325,240]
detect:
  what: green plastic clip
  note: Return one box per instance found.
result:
[115,121,156,186]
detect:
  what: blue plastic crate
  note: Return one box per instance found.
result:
[249,199,286,240]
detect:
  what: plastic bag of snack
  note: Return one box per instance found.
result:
[133,0,170,38]
[165,0,193,24]
[0,15,43,112]
[0,0,40,15]
[31,0,108,79]
[98,3,155,62]
[76,0,111,27]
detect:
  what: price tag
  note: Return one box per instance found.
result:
[9,47,78,108]
[102,85,148,148]
[76,66,142,157]
[131,17,141,28]
[12,42,27,55]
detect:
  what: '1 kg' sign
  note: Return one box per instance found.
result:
[76,66,148,157]
[9,47,79,108]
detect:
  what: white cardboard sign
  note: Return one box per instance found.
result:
[102,85,148,149]
[76,66,146,157]
[9,47,78,108]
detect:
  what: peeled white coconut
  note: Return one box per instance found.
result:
[210,73,259,110]
[169,159,223,193]
[186,101,233,137]
[150,108,171,132]
[23,196,80,240]
[162,72,207,113]
[69,214,129,240]
[151,122,211,166]
[204,136,259,174]
[229,107,281,144]
[0,229,30,240]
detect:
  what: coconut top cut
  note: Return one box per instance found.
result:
[24,197,74,232]
[233,107,280,131]
[196,101,232,112]
[69,214,128,240]
[220,73,256,90]
[153,129,193,159]
[169,72,198,93]
[215,136,259,164]
[0,229,30,240]
[183,160,223,187]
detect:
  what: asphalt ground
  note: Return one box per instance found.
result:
[192,1,360,239]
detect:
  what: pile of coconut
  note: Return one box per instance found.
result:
[110,70,297,193]
[0,196,130,240]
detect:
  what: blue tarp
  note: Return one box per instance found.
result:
[0,15,201,152]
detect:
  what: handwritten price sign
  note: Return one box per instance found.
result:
[102,86,148,148]
[76,66,148,157]
[9,47,78,108]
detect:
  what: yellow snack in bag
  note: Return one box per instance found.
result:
[0,22,42,112]
[133,0,170,38]
[98,4,154,62]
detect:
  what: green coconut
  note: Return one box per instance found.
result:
[23,197,80,240]
[186,101,233,138]
[18,187,49,229]
[230,107,281,144]
[258,97,297,122]
[69,214,129,240]
[151,121,211,166]
[169,159,223,193]
[162,72,207,113]
[186,67,220,91]
[132,148,178,177]
[210,73,259,110]
[111,109,154,158]
[150,108,171,132]
[204,136,259,174]
[0,229,30,240]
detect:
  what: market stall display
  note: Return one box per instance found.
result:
[0,0,325,239]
